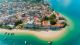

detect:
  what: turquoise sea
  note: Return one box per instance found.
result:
[0,0,80,45]
[48,0,80,45]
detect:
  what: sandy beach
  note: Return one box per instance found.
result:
[0,27,67,41]
[0,14,72,41]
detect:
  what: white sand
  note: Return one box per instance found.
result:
[0,28,67,41]
[0,13,72,41]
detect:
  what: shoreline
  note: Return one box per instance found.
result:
[0,14,72,41]
[0,28,67,41]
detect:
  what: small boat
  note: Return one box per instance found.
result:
[7,33,10,35]
[48,41,53,45]
[25,41,27,45]
[11,33,14,36]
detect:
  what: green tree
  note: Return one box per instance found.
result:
[50,20,56,25]
[49,14,56,25]
[49,14,56,20]
[42,16,49,21]
[14,20,23,27]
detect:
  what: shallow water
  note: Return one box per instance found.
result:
[0,0,80,45]
[48,0,80,45]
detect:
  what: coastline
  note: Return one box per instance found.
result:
[0,28,67,41]
[0,14,72,41]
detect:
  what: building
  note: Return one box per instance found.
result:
[42,21,50,26]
